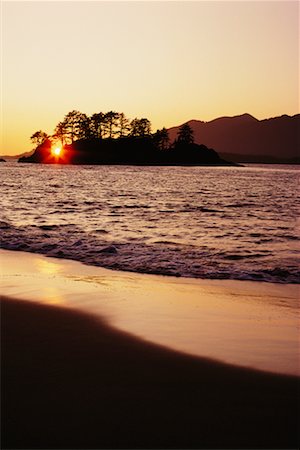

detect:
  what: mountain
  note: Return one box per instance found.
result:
[0,150,35,160]
[167,114,300,163]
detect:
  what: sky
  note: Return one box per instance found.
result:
[1,1,299,155]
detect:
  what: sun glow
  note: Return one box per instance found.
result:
[48,143,68,164]
[52,146,62,157]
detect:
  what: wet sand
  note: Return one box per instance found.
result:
[1,249,299,448]
[1,250,299,376]
[2,296,299,449]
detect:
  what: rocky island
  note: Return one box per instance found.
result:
[18,110,236,166]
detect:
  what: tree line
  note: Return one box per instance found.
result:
[30,110,194,151]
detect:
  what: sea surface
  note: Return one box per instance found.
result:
[1,162,299,283]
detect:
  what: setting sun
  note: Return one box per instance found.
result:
[52,147,62,157]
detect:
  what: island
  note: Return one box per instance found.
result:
[18,110,237,166]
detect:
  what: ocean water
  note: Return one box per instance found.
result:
[1,162,299,283]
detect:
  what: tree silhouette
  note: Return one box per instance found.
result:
[104,111,119,138]
[60,110,89,143]
[77,114,92,140]
[130,118,151,137]
[30,130,48,147]
[26,109,231,166]
[153,128,170,150]
[36,110,154,145]
[177,123,194,145]
[117,113,130,138]
[29,110,202,164]
[53,122,67,146]
[90,113,106,139]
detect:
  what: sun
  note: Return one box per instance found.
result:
[48,143,68,163]
[51,146,62,157]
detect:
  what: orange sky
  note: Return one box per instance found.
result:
[2,1,299,155]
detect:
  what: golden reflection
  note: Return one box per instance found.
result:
[35,258,62,275]
[40,286,65,305]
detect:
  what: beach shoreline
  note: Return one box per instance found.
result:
[1,249,299,448]
[1,249,299,376]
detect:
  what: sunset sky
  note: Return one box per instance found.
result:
[2,1,299,155]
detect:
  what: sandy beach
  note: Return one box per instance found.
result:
[2,1,299,448]
[1,250,299,448]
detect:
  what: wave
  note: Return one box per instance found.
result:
[1,163,299,285]
[1,222,299,284]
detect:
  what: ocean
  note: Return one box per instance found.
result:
[1,162,299,284]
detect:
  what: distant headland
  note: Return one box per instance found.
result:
[168,113,300,164]
[18,110,235,166]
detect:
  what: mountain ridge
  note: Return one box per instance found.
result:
[167,113,299,163]
[0,150,35,160]
[2,114,299,163]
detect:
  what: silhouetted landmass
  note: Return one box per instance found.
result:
[0,150,34,161]
[6,112,300,164]
[19,137,234,166]
[168,114,300,163]
[17,110,237,166]
[0,158,6,162]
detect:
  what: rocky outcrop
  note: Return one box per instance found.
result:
[18,137,237,166]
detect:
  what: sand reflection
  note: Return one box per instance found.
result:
[35,258,63,276]
[1,250,299,376]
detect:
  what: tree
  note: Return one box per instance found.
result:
[77,114,92,140]
[53,121,67,146]
[177,123,194,145]
[104,111,119,138]
[153,127,170,150]
[90,112,106,139]
[50,110,155,149]
[60,110,90,144]
[62,110,79,143]
[117,113,130,138]
[30,130,48,147]
[130,118,151,137]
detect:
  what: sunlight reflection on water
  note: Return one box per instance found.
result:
[1,163,299,283]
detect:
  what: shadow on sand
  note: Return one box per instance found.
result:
[1,297,298,449]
